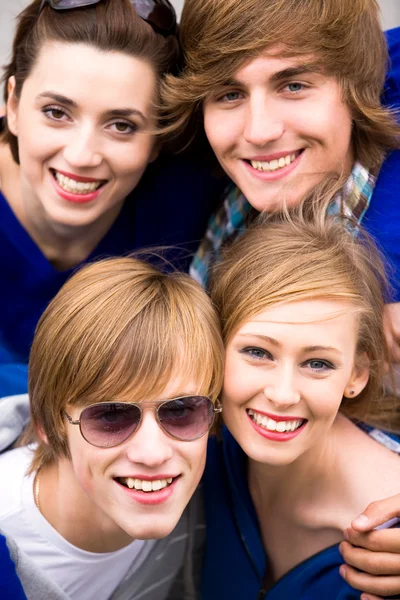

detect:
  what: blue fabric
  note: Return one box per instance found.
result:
[362,27,400,302]
[0,153,224,397]
[202,429,398,600]
[0,534,27,600]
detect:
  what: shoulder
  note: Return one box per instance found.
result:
[384,27,400,107]
[4,532,69,600]
[332,417,400,525]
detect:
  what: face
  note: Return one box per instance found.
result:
[7,41,158,229]
[63,377,208,543]
[203,49,354,212]
[223,299,369,467]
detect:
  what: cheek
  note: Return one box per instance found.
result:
[204,108,235,154]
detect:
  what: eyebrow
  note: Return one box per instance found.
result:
[238,333,342,355]
[269,64,323,83]
[36,91,148,123]
[219,63,323,89]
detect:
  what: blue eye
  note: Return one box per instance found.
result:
[306,360,334,372]
[286,82,304,93]
[219,91,242,103]
[241,347,272,361]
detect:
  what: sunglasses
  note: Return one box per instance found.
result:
[38,0,178,37]
[64,396,222,447]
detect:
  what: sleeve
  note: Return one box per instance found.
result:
[5,533,70,600]
[383,27,400,108]
[0,394,30,453]
[0,532,27,600]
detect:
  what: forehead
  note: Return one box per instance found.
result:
[232,46,324,83]
[234,299,358,344]
[22,41,157,114]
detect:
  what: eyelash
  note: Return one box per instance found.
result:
[282,82,307,94]
[240,347,335,373]
[42,105,69,121]
[41,105,138,135]
[240,347,272,361]
[302,359,335,373]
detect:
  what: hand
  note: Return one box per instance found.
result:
[384,303,400,365]
[339,493,400,599]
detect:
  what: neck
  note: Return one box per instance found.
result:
[3,161,122,270]
[248,419,342,512]
[38,460,133,553]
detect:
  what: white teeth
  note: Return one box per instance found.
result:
[120,477,175,492]
[248,409,303,433]
[53,170,103,194]
[250,153,297,172]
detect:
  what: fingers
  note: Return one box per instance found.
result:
[351,495,400,531]
[339,563,400,597]
[340,540,400,575]
[344,528,400,554]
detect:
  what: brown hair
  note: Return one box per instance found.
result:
[162,0,400,167]
[2,0,180,163]
[210,185,399,431]
[27,256,224,472]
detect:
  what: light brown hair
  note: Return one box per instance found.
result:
[2,0,180,163]
[27,257,224,472]
[162,0,400,167]
[210,186,399,430]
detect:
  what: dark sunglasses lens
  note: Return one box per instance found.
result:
[132,0,176,33]
[80,403,141,447]
[158,396,214,441]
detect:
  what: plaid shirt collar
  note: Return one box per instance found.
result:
[190,162,377,288]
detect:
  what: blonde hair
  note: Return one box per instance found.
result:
[210,189,398,430]
[162,0,400,167]
[27,257,224,472]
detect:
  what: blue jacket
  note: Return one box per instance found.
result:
[364,27,400,302]
[202,428,399,600]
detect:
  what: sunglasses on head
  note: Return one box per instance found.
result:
[38,0,178,37]
[64,395,222,447]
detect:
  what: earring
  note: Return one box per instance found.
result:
[349,390,355,396]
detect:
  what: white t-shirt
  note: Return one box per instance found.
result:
[0,446,155,600]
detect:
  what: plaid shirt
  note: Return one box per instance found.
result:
[190,162,376,288]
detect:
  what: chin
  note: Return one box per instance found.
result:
[127,518,179,541]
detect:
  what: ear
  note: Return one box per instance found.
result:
[343,352,370,399]
[35,424,49,445]
[6,76,19,137]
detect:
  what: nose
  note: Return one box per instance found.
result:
[63,124,103,169]
[263,365,301,410]
[243,94,285,147]
[125,410,174,468]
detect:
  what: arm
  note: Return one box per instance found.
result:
[339,493,400,599]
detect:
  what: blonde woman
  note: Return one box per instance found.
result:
[204,202,400,599]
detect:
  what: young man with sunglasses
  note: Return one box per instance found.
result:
[0,257,224,600]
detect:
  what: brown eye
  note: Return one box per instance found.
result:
[112,121,137,134]
[48,108,65,120]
